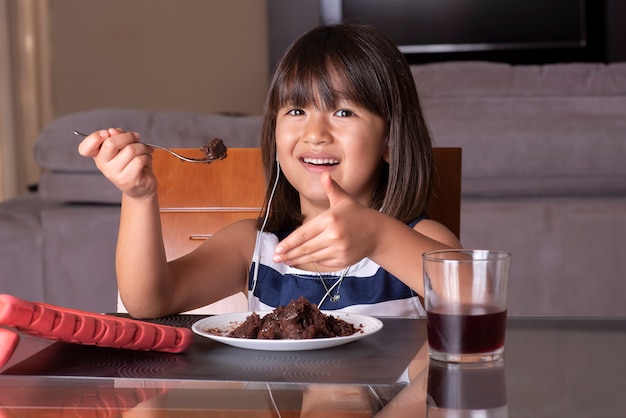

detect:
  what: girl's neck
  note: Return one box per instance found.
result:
[299,200,329,224]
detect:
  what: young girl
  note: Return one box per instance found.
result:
[78,24,460,319]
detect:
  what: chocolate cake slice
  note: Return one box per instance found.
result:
[228,296,358,340]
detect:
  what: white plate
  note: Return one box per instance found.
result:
[191,311,383,351]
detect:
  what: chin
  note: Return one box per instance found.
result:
[302,189,330,206]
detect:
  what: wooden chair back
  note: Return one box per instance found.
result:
[154,147,462,261]
[155,148,265,261]
[429,147,462,239]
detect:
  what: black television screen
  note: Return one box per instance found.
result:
[320,0,604,64]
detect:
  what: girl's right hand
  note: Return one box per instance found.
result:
[77,128,157,199]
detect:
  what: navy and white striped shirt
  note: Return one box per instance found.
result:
[247,220,425,317]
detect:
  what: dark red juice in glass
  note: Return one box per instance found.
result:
[427,305,507,354]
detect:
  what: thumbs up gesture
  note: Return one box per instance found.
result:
[272,171,380,269]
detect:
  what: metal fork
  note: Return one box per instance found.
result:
[73,130,214,163]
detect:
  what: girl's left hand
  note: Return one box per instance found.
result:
[272,172,379,269]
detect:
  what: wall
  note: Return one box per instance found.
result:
[49,0,269,117]
[606,0,626,62]
[1,0,53,201]
[0,1,17,199]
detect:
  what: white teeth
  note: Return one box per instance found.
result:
[303,157,339,165]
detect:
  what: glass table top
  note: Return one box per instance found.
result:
[1,317,625,417]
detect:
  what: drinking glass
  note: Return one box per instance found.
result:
[423,249,510,363]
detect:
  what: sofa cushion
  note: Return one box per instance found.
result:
[412,62,626,197]
[38,172,122,203]
[40,205,121,313]
[423,95,626,197]
[461,196,626,317]
[0,195,59,302]
[412,61,626,97]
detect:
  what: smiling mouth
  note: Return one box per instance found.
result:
[302,157,340,166]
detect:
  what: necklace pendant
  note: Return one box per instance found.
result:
[330,294,341,302]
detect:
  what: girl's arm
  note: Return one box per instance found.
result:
[367,215,460,296]
[158,218,257,316]
[117,198,256,318]
[78,129,253,318]
[78,128,171,316]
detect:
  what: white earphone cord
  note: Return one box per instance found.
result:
[250,160,281,295]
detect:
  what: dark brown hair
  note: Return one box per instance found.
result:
[259,24,433,233]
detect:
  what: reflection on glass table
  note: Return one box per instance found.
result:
[1,317,625,417]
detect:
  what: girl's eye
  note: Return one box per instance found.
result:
[286,108,305,116]
[335,109,354,117]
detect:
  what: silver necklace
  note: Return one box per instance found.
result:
[314,263,351,305]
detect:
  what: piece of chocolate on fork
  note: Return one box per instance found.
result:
[200,138,227,162]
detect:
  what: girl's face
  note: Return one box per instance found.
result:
[275,97,387,218]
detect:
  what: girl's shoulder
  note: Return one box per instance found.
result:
[413,218,461,248]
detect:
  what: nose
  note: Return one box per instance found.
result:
[302,113,331,145]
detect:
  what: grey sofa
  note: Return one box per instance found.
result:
[1,61,625,317]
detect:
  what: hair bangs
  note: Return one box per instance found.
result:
[274,53,384,117]
[274,62,339,111]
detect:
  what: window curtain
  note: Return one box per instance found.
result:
[0,0,52,201]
